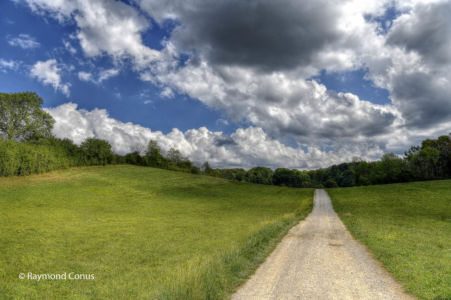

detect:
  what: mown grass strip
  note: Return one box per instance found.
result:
[328,180,451,300]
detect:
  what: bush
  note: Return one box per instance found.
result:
[0,137,117,177]
[80,138,113,166]
[190,166,201,174]
[325,178,338,188]
[246,167,273,185]
[0,139,72,176]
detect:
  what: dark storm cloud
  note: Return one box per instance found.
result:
[390,71,451,128]
[385,1,451,129]
[171,0,341,71]
[387,1,451,65]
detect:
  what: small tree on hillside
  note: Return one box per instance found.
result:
[145,140,165,167]
[167,148,183,166]
[0,92,54,140]
[80,138,112,165]
[202,162,217,176]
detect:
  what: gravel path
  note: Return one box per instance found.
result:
[232,189,414,300]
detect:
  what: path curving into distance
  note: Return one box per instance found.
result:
[232,189,414,300]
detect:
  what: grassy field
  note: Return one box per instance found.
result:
[328,180,451,300]
[0,165,313,299]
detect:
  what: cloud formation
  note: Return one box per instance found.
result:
[167,0,342,71]
[0,58,18,72]
[22,0,451,166]
[46,103,386,169]
[144,0,451,145]
[77,68,119,84]
[380,1,451,128]
[22,0,161,68]
[7,33,40,49]
[30,59,70,96]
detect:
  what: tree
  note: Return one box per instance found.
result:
[378,153,410,183]
[337,169,356,187]
[124,152,142,165]
[167,148,183,166]
[325,178,338,188]
[145,140,165,167]
[436,135,451,177]
[80,138,112,165]
[273,168,310,187]
[246,167,273,185]
[202,162,214,175]
[414,147,440,179]
[0,92,54,140]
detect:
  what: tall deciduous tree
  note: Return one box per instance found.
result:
[0,92,54,140]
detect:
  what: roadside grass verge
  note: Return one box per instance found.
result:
[0,165,313,299]
[328,180,451,300]
[159,204,311,299]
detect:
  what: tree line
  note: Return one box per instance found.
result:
[211,136,451,188]
[1,92,450,187]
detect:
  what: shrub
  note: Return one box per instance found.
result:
[80,138,113,166]
[0,139,73,176]
[325,178,338,188]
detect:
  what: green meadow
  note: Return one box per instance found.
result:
[0,165,313,299]
[328,180,451,300]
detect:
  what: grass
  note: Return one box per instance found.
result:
[328,180,451,300]
[0,165,313,299]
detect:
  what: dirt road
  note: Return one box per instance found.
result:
[232,189,414,300]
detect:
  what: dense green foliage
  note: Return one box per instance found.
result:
[0,137,116,176]
[328,181,451,300]
[80,138,113,165]
[0,92,54,141]
[0,165,313,299]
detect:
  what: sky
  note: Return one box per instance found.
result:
[0,0,450,169]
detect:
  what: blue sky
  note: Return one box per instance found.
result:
[1,0,449,169]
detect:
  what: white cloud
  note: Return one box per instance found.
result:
[216,119,229,126]
[30,59,70,96]
[98,68,119,82]
[77,68,119,84]
[22,0,162,68]
[46,103,388,169]
[63,40,77,54]
[155,60,398,145]
[160,87,174,98]
[0,58,18,72]
[78,71,93,82]
[7,33,40,49]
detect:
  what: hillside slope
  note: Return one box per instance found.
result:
[0,165,313,299]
